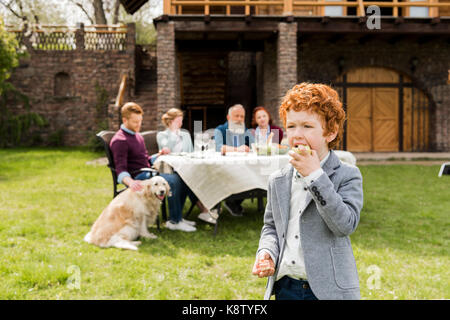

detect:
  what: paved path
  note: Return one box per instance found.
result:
[353,152,450,166]
[353,152,450,161]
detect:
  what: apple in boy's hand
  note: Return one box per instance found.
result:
[291,144,312,155]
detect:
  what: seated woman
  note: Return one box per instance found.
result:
[251,106,284,145]
[155,108,217,226]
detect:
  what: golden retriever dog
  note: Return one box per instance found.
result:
[84,176,170,251]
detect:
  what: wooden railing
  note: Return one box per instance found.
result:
[6,24,128,51]
[163,0,450,17]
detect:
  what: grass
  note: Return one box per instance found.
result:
[0,147,448,300]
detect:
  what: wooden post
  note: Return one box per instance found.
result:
[429,0,438,17]
[115,74,127,108]
[205,0,210,15]
[163,0,171,14]
[393,0,398,17]
[283,0,293,15]
[357,0,365,16]
[245,0,250,16]
[75,22,85,51]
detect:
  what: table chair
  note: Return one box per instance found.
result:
[96,130,162,230]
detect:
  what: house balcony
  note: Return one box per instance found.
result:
[163,0,450,18]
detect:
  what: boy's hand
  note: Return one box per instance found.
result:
[288,148,321,177]
[252,252,275,278]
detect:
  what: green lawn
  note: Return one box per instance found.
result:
[0,148,448,300]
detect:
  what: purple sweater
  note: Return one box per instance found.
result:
[110,128,150,182]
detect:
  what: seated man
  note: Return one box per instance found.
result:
[109,102,197,232]
[214,104,254,216]
[214,104,253,153]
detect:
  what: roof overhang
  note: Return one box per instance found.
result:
[120,0,149,14]
[153,15,450,36]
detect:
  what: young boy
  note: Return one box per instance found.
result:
[252,83,364,300]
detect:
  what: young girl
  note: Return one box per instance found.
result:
[252,83,364,300]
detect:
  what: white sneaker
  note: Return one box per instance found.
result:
[182,218,196,226]
[165,220,196,232]
[198,212,217,225]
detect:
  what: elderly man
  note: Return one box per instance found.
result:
[214,104,254,216]
[214,104,253,154]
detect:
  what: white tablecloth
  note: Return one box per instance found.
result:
[154,152,290,210]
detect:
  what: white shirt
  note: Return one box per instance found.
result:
[276,151,330,281]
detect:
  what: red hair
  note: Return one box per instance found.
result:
[279,83,346,149]
[251,106,273,129]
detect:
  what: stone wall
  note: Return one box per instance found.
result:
[7,24,136,146]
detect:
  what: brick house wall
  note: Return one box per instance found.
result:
[6,19,449,151]
[297,36,450,151]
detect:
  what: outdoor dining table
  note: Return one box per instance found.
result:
[153,151,291,211]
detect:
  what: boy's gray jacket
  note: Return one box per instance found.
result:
[258,150,363,300]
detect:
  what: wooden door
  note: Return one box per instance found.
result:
[347,87,399,152]
[373,88,399,151]
[347,88,372,152]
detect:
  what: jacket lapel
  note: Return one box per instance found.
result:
[273,165,293,232]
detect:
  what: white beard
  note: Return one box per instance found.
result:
[229,121,245,134]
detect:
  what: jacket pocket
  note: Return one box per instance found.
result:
[330,246,359,290]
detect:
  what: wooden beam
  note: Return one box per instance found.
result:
[357,34,373,44]
[328,33,345,43]
[321,16,330,24]
[156,16,450,36]
[417,35,435,44]
[115,74,127,108]
[176,39,265,51]
[387,35,403,44]
[394,17,405,25]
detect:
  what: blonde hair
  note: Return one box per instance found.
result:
[162,108,184,127]
[121,102,143,119]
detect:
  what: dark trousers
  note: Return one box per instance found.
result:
[274,276,318,300]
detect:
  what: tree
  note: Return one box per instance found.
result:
[68,0,122,25]
[0,16,19,95]
[1,0,160,44]
[0,16,45,147]
[0,0,68,26]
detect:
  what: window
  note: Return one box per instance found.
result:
[54,72,72,97]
